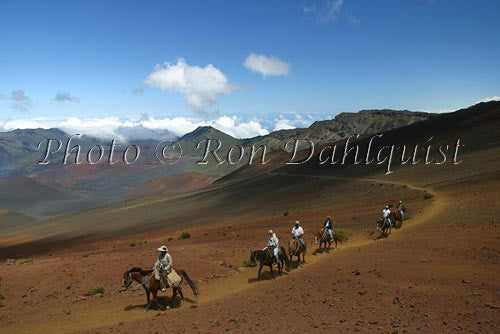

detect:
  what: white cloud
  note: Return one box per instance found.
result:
[0,115,269,140]
[273,114,315,131]
[349,16,361,24]
[303,5,316,13]
[304,0,344,23]
[476,96,500,103]
[422,109,454,114]
[11,90,31,102]
[9,89,32,112]
[244,53,290,77]
[54,92,79,103]
[211,116,269,138]
[1,118,49,130]
[325,0,344,20]
[144,58,236,114]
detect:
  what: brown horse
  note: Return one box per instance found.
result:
[390,210,404,229]
[314,229,339,251]
[121,267,198,311]
[288,237,306,266]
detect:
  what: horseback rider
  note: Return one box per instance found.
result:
[265,229,279,264]
[154,245,172,292]
[323,216,334,241]
[397,200,405,219]
[292,221,306,251]
[382,205,392,228]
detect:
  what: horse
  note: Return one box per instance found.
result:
[288,237,306,266]
[376,218,392,238]
[121,267,199,311]
[314,228,339,251]
[391,210,404,229]
[250,246,289,280]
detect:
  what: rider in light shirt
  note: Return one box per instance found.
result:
[266,230,279,264]
[382,206,392,227]
[292,221,306,251]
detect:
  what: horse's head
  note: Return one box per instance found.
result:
[249,250,256,262]
[121,270,133,291]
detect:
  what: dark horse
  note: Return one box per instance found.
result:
[314,228,340,251]
[121,267,199,310]
[390,210,404,229]
[250,246,289,280]
[288,237,306,266]
[376,218,392,238]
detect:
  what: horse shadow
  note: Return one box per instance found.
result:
[124,296,197,311]
[370,229,390,240]
[312,248,331,255]
[247,270,288,283]
[288,259,306,269]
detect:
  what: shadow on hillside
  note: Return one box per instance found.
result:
[124,295,197,311]
[247,270,288,283]
[311,248,332,255]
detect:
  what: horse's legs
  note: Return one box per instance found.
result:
[178,285,184,301]
[144,286,151,311]
[269,264,274,278]
[258,264,263,280]
[170,287,178,307]
[151,283,161,309]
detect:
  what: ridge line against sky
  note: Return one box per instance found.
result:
[1,96,498,140]
[1,0,499,139]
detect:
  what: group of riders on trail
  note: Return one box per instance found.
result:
[122,200,408,309]
[381,200,406,229]
[263,217,336,264]
[151,200,406,283]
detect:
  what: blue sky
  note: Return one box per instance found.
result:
[0,0,499,138]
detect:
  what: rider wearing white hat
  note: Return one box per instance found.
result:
[154,245,172,291]
[292,221,306,251]
[382,206,392,227]
[265,229,279,263]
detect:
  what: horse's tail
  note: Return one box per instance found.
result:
[333,234,344,245]
[179,270,199,295]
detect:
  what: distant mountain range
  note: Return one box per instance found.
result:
[2,101,498,254]
[0,108,435,224]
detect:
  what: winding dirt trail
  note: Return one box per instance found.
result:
[110,175,444,324]
[1,173,448,334]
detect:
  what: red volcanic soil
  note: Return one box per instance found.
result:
[0,103,499,333]
[0,169,498,333]
[127,172,215,199]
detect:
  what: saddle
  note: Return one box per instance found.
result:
[167,270,182,288]
[158,269,182,289]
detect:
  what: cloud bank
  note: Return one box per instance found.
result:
[244,53,290,77]
[0,114,276,140]
[476,96,500,103]
[145,58,236,114]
